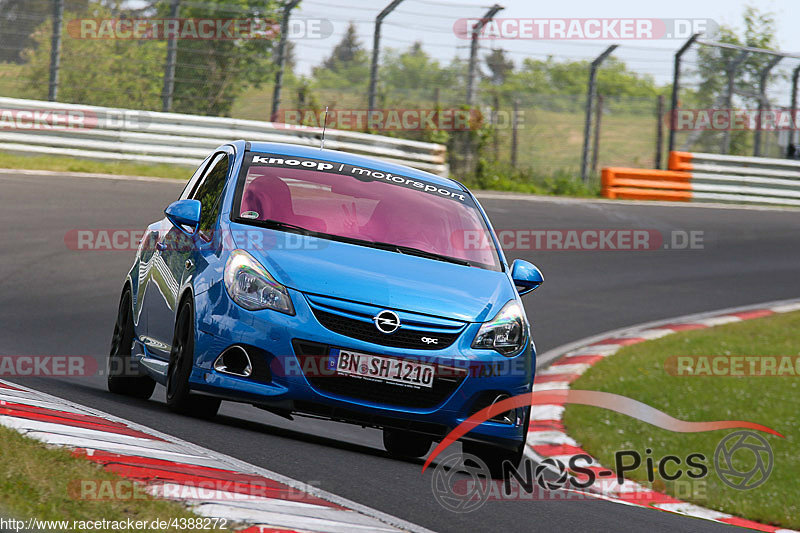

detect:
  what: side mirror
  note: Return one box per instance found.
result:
[165,199,201,235]
[511,259,543,295]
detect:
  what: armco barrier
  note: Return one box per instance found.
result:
[0,97,448,176]
[602,151,800,206]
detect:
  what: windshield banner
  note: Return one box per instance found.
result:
[247,153,470,204]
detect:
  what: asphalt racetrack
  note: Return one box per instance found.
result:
[2,171,799,532]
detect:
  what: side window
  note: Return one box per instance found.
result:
[179,155,212,200]
[191,153,230,240]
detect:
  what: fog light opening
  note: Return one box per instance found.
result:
[213,346,253,377]
[488,393,515,424]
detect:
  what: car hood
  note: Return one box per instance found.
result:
[232,227,512,322]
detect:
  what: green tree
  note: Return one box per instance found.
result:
[149,0,280,116]
[484,48,513,85]
[492,56,660,112]
[381,42,456,91]
[21,5,165,109]
[313,22,369,88]
[691,6,780,154]
[0,0,90,63]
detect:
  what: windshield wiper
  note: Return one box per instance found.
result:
[241,218,471,266]
[390,244,472,266]
[251,219,319,236]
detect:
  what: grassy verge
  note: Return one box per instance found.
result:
[563,311,800,529]
[0,150,600,197]
[0,152,190,180]
[0,425,230,532]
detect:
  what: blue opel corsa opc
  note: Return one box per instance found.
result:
[108,140,543,472]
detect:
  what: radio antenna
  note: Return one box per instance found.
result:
[320,106,329,150]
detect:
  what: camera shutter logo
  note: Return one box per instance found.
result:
[534,457,569,490]
[714,430,773,490]
[430,452,491,513]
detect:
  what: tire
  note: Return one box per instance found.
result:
[165,298,221,418]
[462,407,530,479]
[107,287,156,400]
[383,428,433,459]
[462,441,524,479]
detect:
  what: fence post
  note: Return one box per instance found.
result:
[655,94,665,169]
[48,0,64,102]
[511,98,519,168]
[492,93,500,159]
[368,0,404,113]
[754,56,783,157]
[465,5,503,107]
[580,44,617,183]
[721,50,749,154]
[270,0,301,122]
[788,64,800,158]
[668,33,700,154]
[160,0,181,113]
[591,94,604,174]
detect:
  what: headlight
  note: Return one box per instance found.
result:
[471,301,527,356]
[224,250,294,314]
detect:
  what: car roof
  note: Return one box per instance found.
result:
[245,141,462,191]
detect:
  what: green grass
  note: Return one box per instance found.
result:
[0,425,230,532]
[563,311,800,529]
[228,84,659,175]
[0,150,599,197]
[0,152,190,180]
[0,63,26,98]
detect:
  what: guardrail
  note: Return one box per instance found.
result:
[602,151,800,206]
[0,97,448,176]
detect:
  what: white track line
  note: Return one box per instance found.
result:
[0,380,434,533]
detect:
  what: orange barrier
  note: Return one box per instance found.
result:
[668,151,693,171]
[601,166,692,201]
[602,151,800,205]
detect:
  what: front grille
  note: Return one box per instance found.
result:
[293,340,468,409]
[311,309,462,350]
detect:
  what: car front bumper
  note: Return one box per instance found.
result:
[187,285,536,449]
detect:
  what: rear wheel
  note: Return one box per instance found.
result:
[107,287,156,400]
[166,298,221,418]
[383,428,433,459]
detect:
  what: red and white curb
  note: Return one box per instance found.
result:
[0,380,432,533]
[528,298,800,532]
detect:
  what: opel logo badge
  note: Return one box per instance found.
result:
[374,310,401,334]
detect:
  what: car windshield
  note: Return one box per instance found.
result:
[234,153,500,270]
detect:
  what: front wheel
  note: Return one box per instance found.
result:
[107,287,156,400]
[462,440,524,479]
[462,406,530,479]
[165,298,220,418]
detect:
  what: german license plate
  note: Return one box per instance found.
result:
[332,349,434,388]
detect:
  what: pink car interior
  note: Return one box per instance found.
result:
[239,167,497,267]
